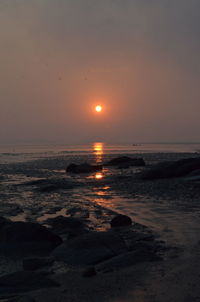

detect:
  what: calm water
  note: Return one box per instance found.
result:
[0,143,199,164]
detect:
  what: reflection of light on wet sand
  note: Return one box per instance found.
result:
[93,142,104,163]
[95,172,103,179]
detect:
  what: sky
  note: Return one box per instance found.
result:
[0,0,200,144]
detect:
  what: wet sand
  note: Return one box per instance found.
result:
[0,151,200,301]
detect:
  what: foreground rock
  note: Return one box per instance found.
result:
[96,247,161,273]
[142,157,200,179]
[66,163,102,174]
[105,156,145,168]
[110,215,132,228]
[21,178,80,192]
[52,231,128,266]
[23,257,54,271]
[0,221,62,256]
[45,215,88,237]
[0,271,59,295]
[8,296,35,302]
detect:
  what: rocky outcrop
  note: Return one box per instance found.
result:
[105,156,145,168]
[142,157,200,179]
[0,271,59,295]
[66,163,103,173]
[23,257,54,271]
[45,215,88,237]
[110,215,132,228]
[0,221,62,255]
[52,231,127,266]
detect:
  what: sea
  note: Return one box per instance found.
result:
[0,143,199,164]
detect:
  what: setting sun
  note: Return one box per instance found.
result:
[95,105,102,113]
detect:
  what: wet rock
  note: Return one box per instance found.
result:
[52,231,127,266]
[96,248,161,273]
[23,257,54,271]
[82,267,97,277]
[110,215,132,228]
[0,221,62,255]
[8,295,35,302]
[21,178,80,192]
[0,216,11,229]
[0,271,59,295]
[105,156,145,167]
[67,207,90,219]
[142,157,200,179]
[66,163,102,174]
[45,215,87,237]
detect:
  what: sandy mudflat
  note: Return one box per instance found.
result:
[0,152,200,301]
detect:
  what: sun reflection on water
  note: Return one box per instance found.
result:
[93,142,104,164]
[95,172,103,179]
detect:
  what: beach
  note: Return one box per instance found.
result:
[0,143,200,301]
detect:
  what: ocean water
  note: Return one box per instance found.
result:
[0,142,199,164]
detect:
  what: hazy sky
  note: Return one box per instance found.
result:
[0,0,200,144]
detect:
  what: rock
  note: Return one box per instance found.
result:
[8,295,35,302]
[52,231,127,266]
[21,178,79,192]
[82,267,97,277]
[23,257,54,271]
[105,156,145,167]
[66,163,103,174]
[0,216,11,229]
[45,216,87,237]
[0,221,62,255]
[0,271,59,295]
[110,215,132,228]
[142,157,200,180]
[96,248,161,273]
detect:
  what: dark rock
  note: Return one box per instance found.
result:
[66,163,103,174]
[110,215,132,228]
[0,221,62,255]
[8,295,35,302]
[23,257,54,271]
[0,271,59,294]
[45,215,87,237]
[142,157,200,179]
[52,231,127,266]
[21,178,80,193]
[105,156,145,167]
[82,267,97,277]
[0,216,11,229]
[96,248,161,273]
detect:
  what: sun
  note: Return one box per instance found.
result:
[95,105,102,113]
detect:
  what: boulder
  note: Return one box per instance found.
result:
[45,215,87,237]
[0,216,11,229]
[105,156,145,167]
[0,271,59,295]
[110,215,132,228]
[8,296,35,302]
[142,157,200,180]
[96,248,161,273]
[82,267,97,277]
[23,257,54,271]
[21,178,79,192]
[52,231,127,266]
[66,163,102,174]
[0,221,62,255]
